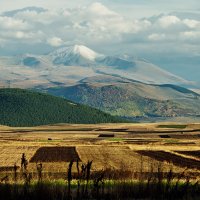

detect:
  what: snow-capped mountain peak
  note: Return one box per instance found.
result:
[72,45,101,61]
[0,44,196,89]
[49,45,104,66]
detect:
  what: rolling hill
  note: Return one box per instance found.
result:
[45,75,200,119]
[0,88,123,127]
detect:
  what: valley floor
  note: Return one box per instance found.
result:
[0,122,199,174]
[0,122,199,199]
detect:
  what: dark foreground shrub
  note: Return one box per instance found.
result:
[0,180,199,200]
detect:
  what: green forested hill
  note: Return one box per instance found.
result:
[0,88,123,127]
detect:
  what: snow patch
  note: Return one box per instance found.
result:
[50,45,103,61]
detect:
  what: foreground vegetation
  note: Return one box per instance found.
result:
[1,179,199,200]
[0,154,200,200]
[0,88,124,126]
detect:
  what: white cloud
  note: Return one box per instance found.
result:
[0,16,30,30]
[15,10,60,25]
[180,31,200,40]
[183,19,200,29]
[88,2,118,16]
[15,31,27,39]
[0,4,195,48]
[148,33,166,41]
[0,30,44,43]
[0,2,200,61]
[158,15,181,28]
[47,37,63,47]
[0,0,199,81]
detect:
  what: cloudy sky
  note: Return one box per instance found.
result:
[0,0,200,81]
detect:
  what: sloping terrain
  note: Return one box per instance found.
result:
[0,45,199,121]
[0,88,123,127]
[0,45,192,89]
[45,75,200,119]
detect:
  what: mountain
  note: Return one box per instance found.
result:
[48,45,191,85]
[45,75,200,119]
[0,88,123,127]
[0,45,193,88]
[0,45,199,122]
[50,45,104,66]
[96,57,188,85]
[191,88,200,94]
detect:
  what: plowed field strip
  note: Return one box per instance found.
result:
[136,150,200,170]
[175,151,200,159]
[30,147,81,162]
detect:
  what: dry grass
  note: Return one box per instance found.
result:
[0,122,199,176]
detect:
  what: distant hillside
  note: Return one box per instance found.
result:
[45,76,200,119]
[0,88,123,127]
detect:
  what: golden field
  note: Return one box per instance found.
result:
[0,122,199,178]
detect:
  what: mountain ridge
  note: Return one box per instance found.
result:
[0,44,194,88]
